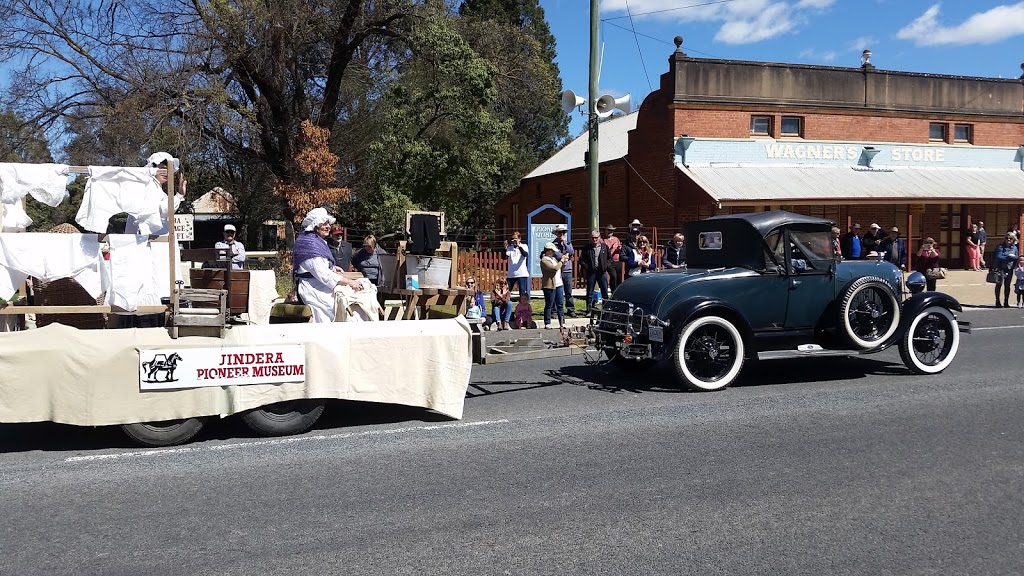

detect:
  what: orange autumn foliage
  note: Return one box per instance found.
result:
[274,119,350,227]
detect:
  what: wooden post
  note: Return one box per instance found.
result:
[906,211,913,270]
[166,163,177,307]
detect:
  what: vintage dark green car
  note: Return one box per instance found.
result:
[594,211,970,391]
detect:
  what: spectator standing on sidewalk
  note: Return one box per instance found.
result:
[862,223,884,256]
[965,223,981,271]
[1014,256,1024,308]
[579,230,610,313]
[540,243,567,330]
[977,221,988,268]
[551,224,577,317]
[662,233,686,269]
[602,225,622,290]
[914,237,941,292]
[992,233,1019,308]
[878,227,907,269]
[505,231,530,300]
[840,223,862,260]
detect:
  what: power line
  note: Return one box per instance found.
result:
[623,0,653,93]
[602,0,740,21]
[602,20,722,59]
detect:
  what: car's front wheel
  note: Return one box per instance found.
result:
[838,276,900,349]
[899,306,960,374]
[672,315,745,392]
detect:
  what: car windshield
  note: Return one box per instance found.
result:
[789,230,833,261]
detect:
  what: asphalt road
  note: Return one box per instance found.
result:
[1,308,1023,575]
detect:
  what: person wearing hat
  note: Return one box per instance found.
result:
[292,207,364,323]
[840,223,862,260]
[214,223,246,269]
[125,151,187,235]
[601,224,622,290]
[551,223,576,316]
[878,226,907,269]
[539,242,568,329]
[326,224,353,273]
[861,223,885,256]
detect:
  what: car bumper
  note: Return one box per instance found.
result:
[591,300,669,360]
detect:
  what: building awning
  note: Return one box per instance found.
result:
[678,164,1024,206]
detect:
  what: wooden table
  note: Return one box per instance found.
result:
[382,287,473,320]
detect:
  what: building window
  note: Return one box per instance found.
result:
[928,122,947,142]
[600,171,609,187]
[511,203,519,231]
[750,115,772,136]
[780,116,803,137]
[953,124,972,143]
[535,182,542,198]
[560,194,572,210]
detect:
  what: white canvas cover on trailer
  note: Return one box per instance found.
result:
[0,318,473,425]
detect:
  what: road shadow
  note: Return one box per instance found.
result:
[0,399,454,454]
[557,355,909,393]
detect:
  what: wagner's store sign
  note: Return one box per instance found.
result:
[138,345,306,390]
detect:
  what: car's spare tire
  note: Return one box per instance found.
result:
[838,276,900,349]
[121,418,207,447]
[240,400,326,437]
[898,306,960,374]
[672,315,745,392]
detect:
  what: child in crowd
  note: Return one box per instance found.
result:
[1015,256,1024,308]
[513,293,535,329]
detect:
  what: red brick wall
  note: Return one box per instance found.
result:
[672,107,1024,145]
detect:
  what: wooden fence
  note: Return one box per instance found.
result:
[456,245,666,291]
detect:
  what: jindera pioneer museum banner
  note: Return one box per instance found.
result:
[138,345,306,390]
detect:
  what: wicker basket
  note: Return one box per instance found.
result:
[32,223,107,330]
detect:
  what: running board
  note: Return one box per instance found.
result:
[757,348,855,361]
[958,320,971,334]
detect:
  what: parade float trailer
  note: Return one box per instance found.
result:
[0,161,472,446]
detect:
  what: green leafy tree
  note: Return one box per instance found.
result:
[363,10,514,234]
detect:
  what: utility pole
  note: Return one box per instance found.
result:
[587,0,600,231]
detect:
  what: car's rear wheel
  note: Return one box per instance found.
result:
[672,315,745,392]
[838,276,900,349]
[899,306,959,374]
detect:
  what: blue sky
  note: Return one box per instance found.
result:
[542,1,1024,136]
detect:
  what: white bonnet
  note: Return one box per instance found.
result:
[301,207,336,231]
[146,152,180,171]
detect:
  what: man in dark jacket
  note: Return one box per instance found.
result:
[328,226,353,272]
[840,223,862,259]
[878,226,907,269]
[861,223,885,256]
[579,229,611,312]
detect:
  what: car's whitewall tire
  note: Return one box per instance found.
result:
[899,306,959,374]
[838,276,900,349]
[672,315,745,392]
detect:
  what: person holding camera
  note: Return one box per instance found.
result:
[505,231,530,300]
[914,237,941,291]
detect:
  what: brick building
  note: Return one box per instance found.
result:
[494,42,1024,268]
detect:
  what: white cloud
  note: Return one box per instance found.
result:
[799,48,838,62]
[847,35,877,51]
[897,3,1024,46]
[795,0,835,8]
[600,0,836,44]
[715,4,795,44]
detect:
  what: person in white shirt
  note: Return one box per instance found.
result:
[214,224,246,269]
[292,207,364,323]
[505,231,530,300]
[125,152,186,235]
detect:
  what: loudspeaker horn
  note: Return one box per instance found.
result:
[595,93,631,118]
[560,90,585,114]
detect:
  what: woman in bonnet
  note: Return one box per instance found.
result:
[292,207,364,322]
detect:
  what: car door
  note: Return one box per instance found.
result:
[744,229,790,331]
[783,228,837,329]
